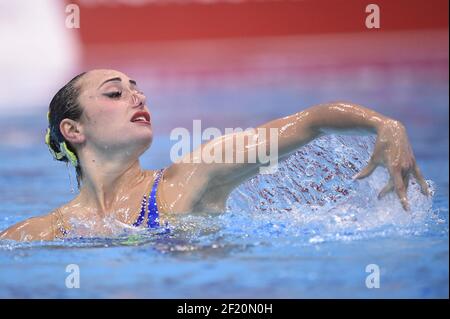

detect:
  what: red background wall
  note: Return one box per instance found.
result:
[72,0,448,45]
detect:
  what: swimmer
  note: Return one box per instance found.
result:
[0,69,430,241]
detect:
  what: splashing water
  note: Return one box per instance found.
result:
[174,135,437,247]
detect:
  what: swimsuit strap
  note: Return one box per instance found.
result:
[53,208,68,239]
[132,194,147,227]
[133,169,165,229]
[147,168,164,228]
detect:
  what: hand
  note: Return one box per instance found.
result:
[353,119,430,211]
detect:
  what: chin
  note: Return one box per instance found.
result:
[133,127,153,141]
[136,133,152,147]
[129,136,152,158]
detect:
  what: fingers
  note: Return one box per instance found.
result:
[412,163,430,196]
[378,178,394,199]
[392,170,410,211]
[402,172,410,191]
[378,169,410,200]
[379,165,429,212]
[353,161,377,180]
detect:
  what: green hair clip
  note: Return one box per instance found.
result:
[45,128,64,160]
[45,112,79,167]
[60,141,78,167]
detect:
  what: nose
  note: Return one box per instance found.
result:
[131,91,146,108]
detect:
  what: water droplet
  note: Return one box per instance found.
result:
[305,164,315,177]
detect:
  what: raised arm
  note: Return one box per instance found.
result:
[271,102,429,209]
[165,101,429,212]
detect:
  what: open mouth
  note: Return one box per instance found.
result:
[130,111,151,124]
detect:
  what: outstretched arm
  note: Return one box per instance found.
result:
[270,101,430,211]
[167,101,429,212]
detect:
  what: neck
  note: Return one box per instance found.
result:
[77,149,147,216]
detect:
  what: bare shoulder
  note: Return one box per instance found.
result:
[0,211,59,242]
[156,162,227,214]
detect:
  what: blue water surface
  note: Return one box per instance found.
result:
[0,62,448,298]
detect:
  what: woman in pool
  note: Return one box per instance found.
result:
[0,69,430,241]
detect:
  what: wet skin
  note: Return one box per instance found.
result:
[0,69,430,241]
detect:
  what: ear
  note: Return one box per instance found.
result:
[60,119,85,145]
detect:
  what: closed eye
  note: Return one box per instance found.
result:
[104,91,122,99]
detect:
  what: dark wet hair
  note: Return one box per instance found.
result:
[46,72,86,189]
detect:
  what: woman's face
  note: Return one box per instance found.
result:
[76,69,153,156]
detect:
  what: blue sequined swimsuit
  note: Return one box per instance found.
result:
[133,168,164,229]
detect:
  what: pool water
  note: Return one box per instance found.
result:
[0,61,448,298]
